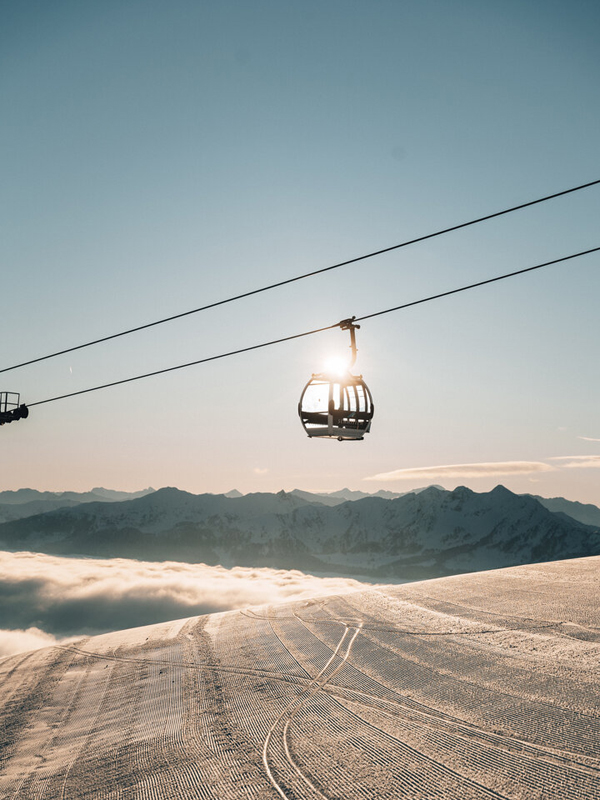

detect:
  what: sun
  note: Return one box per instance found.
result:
[323,355,350,377]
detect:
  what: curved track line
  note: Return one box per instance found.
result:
[281,627,362,799]
[261,625,361,800]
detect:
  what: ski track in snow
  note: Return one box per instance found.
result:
[262,623,362,799]
[0,556,599,799]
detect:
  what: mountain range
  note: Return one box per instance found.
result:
[0,486,431,522]
[0,487,155,523]
[0,484,598,579]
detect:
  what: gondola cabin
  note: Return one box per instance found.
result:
[298,317,374,440]
[298,370,374,440]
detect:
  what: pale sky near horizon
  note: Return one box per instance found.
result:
[1,1,599,504]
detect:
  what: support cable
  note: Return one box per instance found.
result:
[27,246,599,408]
[3,178,600,375]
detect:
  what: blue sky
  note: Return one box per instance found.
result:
[1,0,599,502]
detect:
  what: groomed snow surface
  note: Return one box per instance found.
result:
[1,556,599,799]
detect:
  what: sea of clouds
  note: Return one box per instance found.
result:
[0,550,368,657]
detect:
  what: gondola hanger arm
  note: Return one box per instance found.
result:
[338,316,360,368]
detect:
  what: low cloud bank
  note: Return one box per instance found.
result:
[0,627,63,658]
[0,551,367,655]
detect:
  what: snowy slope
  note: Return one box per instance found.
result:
[1,556,599,799]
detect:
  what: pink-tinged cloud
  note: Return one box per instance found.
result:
[578,436,600,442]
[365,461,555,481]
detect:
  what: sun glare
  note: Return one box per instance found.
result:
[323,355,350,377]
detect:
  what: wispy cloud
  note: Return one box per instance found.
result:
[549,455,600,469]
[578,436,600,443]
[365,461,555,482]
[253,467,269,475]
[0,551,367,655]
